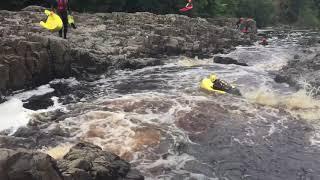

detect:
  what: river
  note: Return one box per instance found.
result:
[1,29,320,180]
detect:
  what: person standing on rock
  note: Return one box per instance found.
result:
[185,0,192,7]
[179,0,193,16]
[52,0,70,39]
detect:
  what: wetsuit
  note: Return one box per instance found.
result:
[56,0,70,39]
[212,79,241,96]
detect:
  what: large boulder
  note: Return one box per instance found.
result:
[58,142,144,180]
[0,142,144,180]
[0,148,63,180]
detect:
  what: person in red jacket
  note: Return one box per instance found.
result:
[52,0,71,39]
[259,37,269,46]
[185,0,192,7]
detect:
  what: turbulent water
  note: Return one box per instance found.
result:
[2,29,320,180]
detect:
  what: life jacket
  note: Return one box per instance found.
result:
[57,0,68,11]
[241,28,248,33]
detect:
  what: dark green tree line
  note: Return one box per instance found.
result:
[0,0,319,27]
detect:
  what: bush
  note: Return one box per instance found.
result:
[297,7,320,28]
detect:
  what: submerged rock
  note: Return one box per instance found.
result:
[0,142,144,180]
[0,6,255,94]
[213,56,248,66]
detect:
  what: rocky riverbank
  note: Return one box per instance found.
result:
[0,6,256,95]
[0,142,144,180]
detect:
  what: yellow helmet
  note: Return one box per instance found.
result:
[209,74,217,82]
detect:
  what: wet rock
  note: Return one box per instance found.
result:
[0,124,68,150]
[0,33,71,92]
[214,56,248,66]
[22,5,46,12]
[47,124,70,137]
[0,93,6,104]
[57,142,144,180]
[275,50,320,93]
[23,92,54,110]
[0,142,144,180]
[0,135,36,149]
[48,80,98,105]
[124,169,145,180]
[0,148,63,180]
[11,126,66,148]
[28,108,72,128]
[120,58,163,70]
[0,64,9,93]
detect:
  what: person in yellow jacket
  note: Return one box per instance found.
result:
[200,74,241,96]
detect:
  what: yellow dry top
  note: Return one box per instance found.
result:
[200,78,226,94]
[40,10,63,32]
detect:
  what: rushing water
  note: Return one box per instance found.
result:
[2,29,320,180]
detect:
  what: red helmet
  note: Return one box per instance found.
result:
[188,0,192,3]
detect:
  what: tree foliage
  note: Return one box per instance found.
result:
[0,0,319,27]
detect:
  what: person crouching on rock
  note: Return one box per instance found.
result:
[236,17,244,30]
[237,18,248,33]
[52,0,71,39]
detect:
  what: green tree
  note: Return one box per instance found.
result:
[236,0,274,27]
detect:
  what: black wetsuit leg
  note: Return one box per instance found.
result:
[212,80,229,91]
[213,80,242,96]
[58,10,68,39]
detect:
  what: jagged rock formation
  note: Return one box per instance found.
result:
[0,6,255,94]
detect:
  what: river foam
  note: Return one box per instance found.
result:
[0,83,66,133]
[245,88,320,120]
[0,98,32,132]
